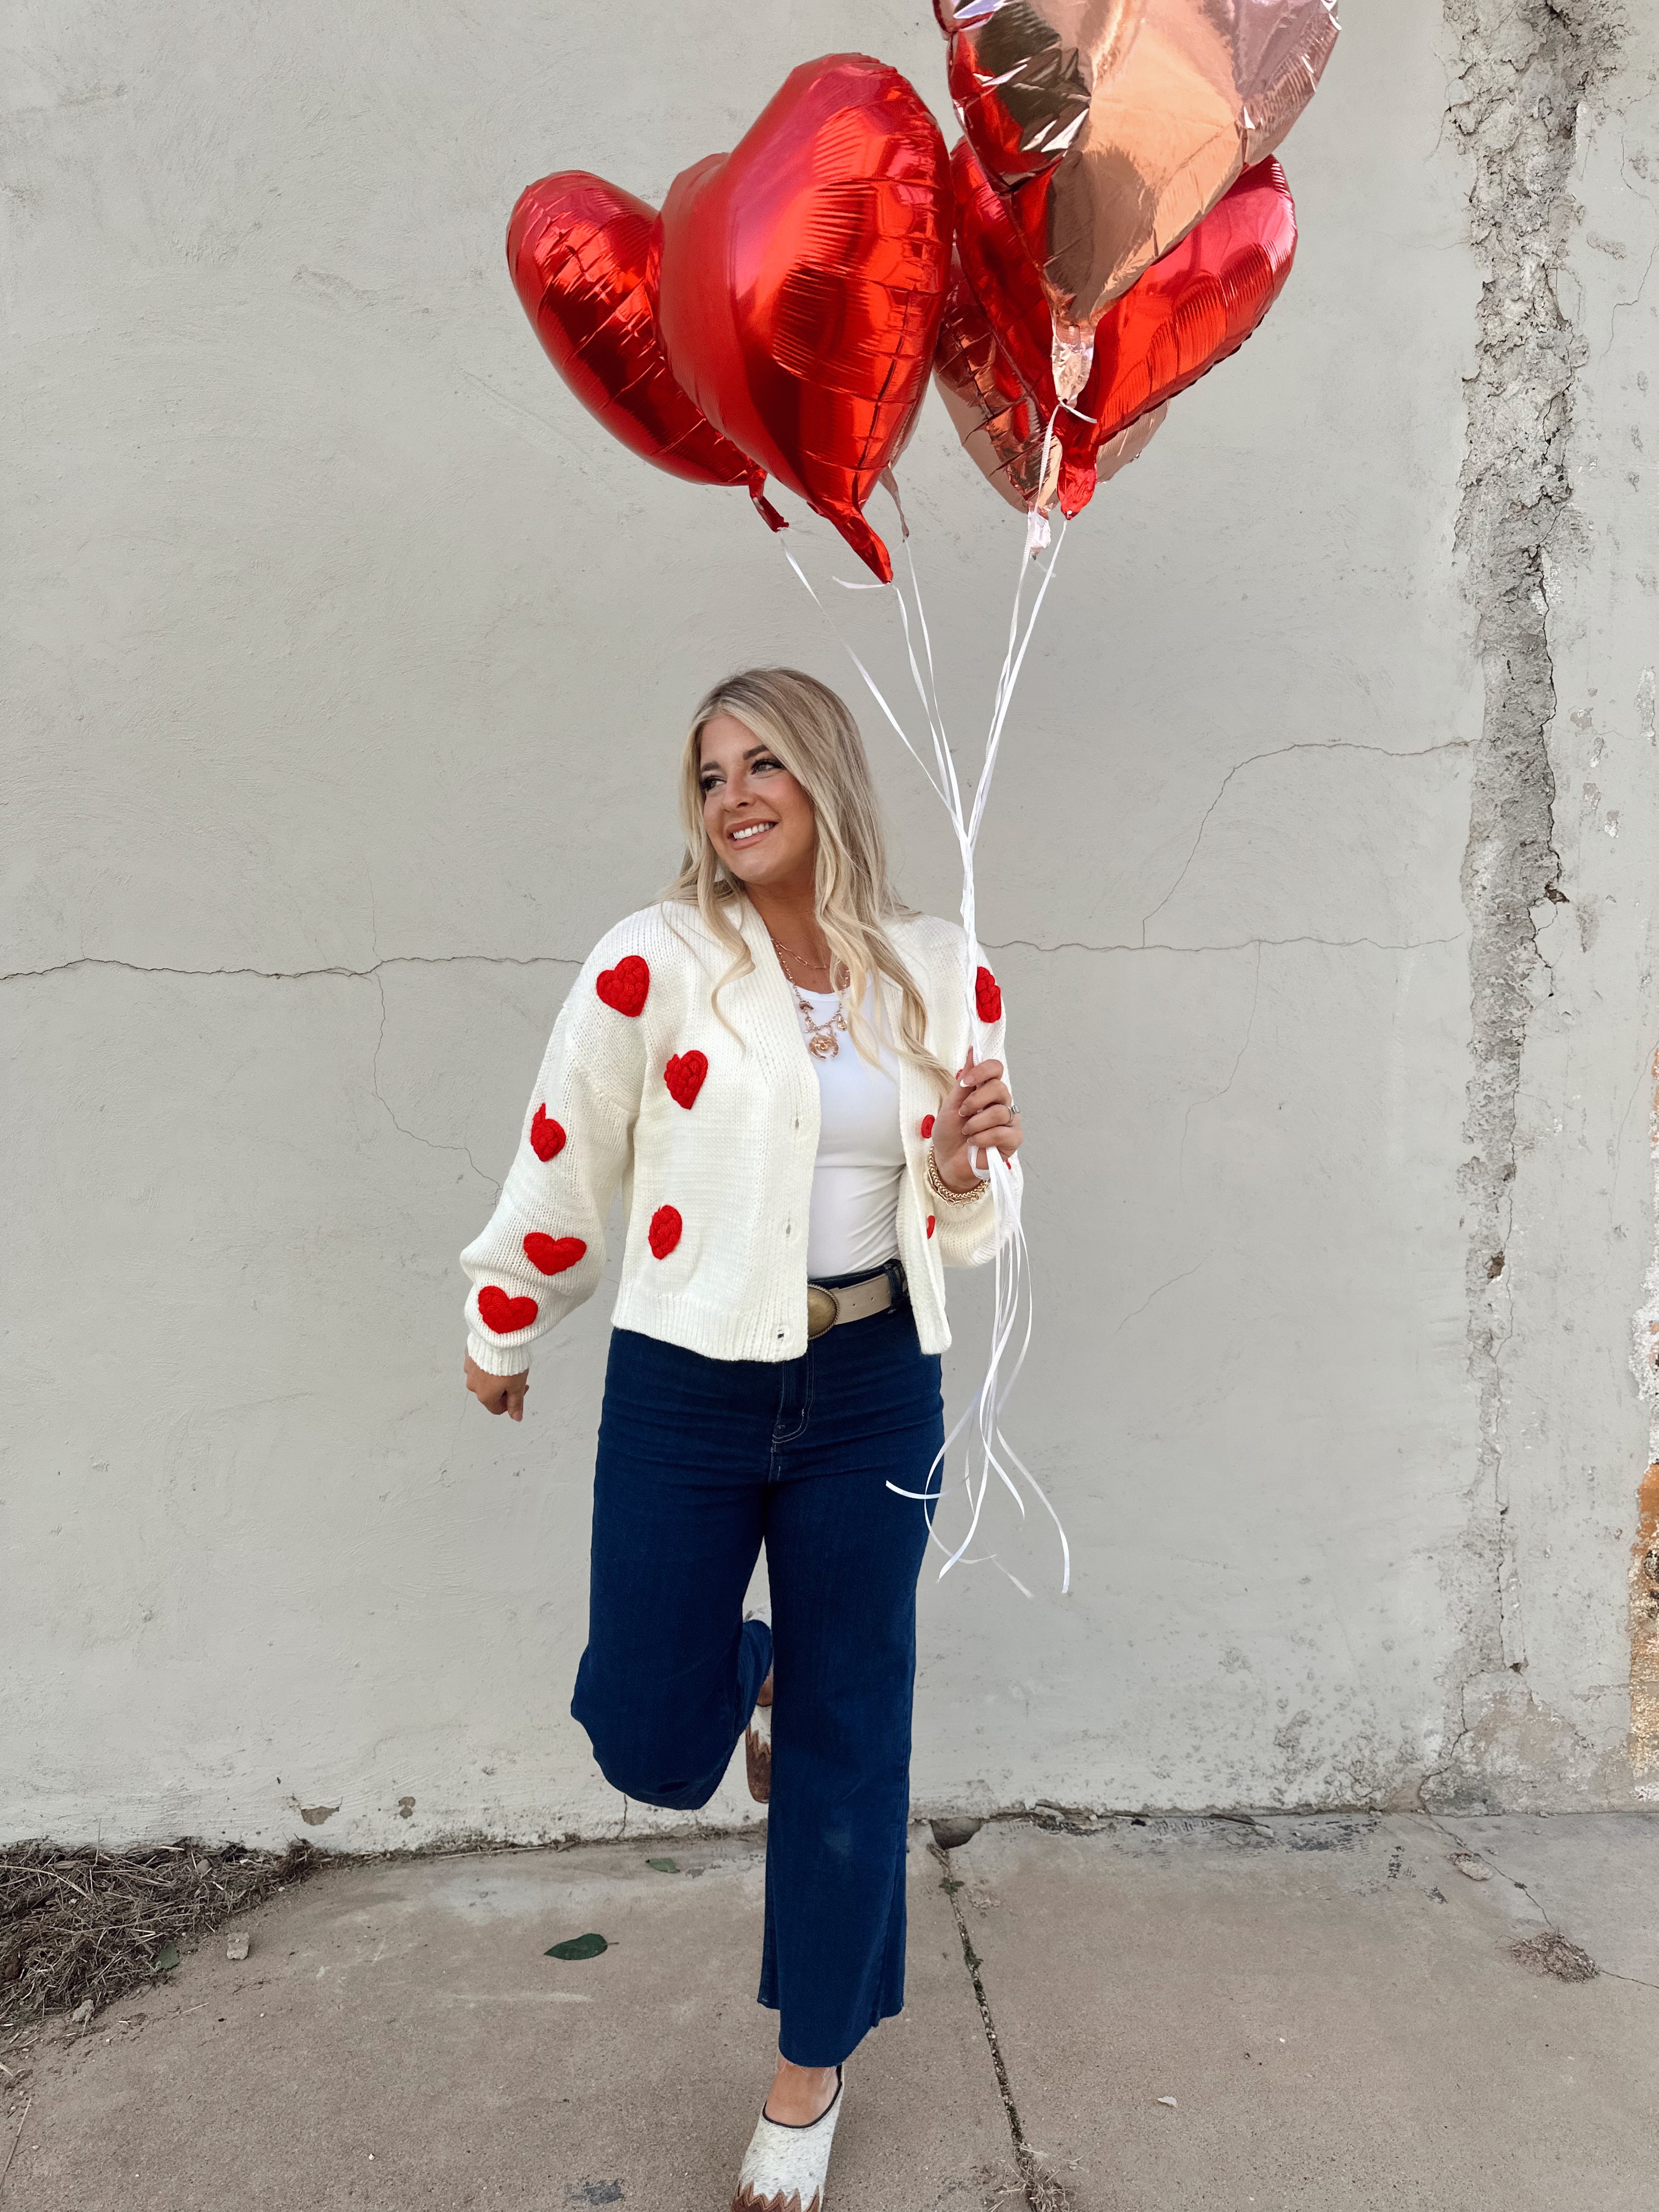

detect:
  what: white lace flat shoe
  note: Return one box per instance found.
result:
[730,2068,843,2212]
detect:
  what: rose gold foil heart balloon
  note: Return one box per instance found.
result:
[935,132,1168,512]
[934,260,1165,511]
[934,1,1337,391]
[935,144,1295,521]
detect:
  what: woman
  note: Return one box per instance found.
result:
[460,668,1022,2211]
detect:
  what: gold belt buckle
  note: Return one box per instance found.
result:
[805,1284,840,1340]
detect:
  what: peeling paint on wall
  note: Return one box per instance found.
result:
[1630,1463,1659,1777]
[1443,0,1623,1745]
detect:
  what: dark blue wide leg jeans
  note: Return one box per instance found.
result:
[569,1291,943,2067]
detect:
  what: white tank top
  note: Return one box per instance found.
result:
[795,985,905,1278]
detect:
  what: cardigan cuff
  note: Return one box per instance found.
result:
[467,1331,534,1378]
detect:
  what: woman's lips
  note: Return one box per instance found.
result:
[727,819,777,845]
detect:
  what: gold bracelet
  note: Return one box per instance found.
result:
[926,1144,989,1205]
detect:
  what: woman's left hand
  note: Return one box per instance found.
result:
[931,1049,1022,1192]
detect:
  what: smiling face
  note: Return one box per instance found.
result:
[697,712,819,892]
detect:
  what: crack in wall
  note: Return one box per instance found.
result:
[1440,0,1623,1787]
[985,932,1468,957]
[1,952,583,985]
[3,950,556,1192]
[1133,738,1471,942]
[1180,941,1264,1194]
[7,939,1469,983]
[369,974,499,1195]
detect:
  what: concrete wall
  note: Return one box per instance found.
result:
[5,1,1656,1850]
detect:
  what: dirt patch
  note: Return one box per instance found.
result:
[1511,1930,1598,1982]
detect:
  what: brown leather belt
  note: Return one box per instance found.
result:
[805,1267,896,1341]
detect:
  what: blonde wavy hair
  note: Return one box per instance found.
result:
[665,667,950,1090]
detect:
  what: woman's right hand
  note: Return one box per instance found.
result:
[465,1353,529,1421]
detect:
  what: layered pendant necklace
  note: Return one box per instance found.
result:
[769,932,849,1059]
[796,991,849,1060]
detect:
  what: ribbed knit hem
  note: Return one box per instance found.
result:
[466,1332,533,1377]
[612,1279,953,1363]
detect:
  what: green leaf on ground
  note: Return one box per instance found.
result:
[153,1942,180,1972]
[545,1932,608,1960]
[939,1877,964,1894]
[645,1857,679,1874]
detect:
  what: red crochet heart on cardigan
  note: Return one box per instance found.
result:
[530,1105,566,1162]
[648,1204,682,1259]
[919,1114,935,1138]
[664,1051,707,1109]
[477,1285,538,1334]
[975,965,1002,1022]
[926,1215,936,1238]
[595,955,650,1016]
[522,1233,586,1276]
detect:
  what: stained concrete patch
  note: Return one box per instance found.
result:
[1,1833,1013,2212]
[947,1814,1657,2212]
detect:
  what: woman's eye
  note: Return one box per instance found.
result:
[753,757,781,774]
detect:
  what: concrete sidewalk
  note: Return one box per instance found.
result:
[2,1813,1654,2211]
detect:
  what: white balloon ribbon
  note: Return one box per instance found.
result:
[778,428,1073,1597]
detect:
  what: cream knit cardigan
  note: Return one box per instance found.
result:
[461,896,1009,1373]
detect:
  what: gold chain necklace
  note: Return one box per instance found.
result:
[769,932,848,1059]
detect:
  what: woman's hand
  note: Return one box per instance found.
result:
[930,1048,1022,1191]
[465,1353,529,1421]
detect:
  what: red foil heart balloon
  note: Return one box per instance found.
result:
[934,138,1060,510]
[506,173,782,526]
[658,55,952,582]
[951,139,1055,411]
[1057,157,1297,516]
